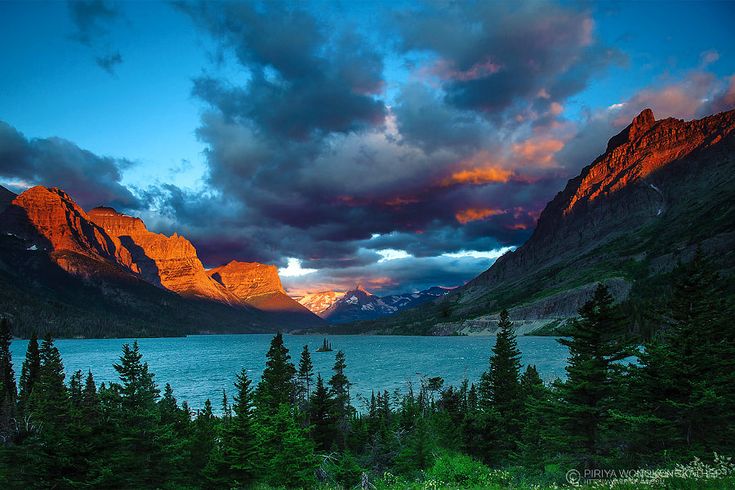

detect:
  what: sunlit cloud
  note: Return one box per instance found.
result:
[279,257,317,277]
[455,208,505,224]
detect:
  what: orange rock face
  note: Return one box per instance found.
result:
[88,207,235,303]
[3,186,137,274]
[209,260,315,314]
[564,108,735,215]
[209,261,285,299]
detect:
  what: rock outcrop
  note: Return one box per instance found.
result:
[354,108,735,335]
[208,261,320,320]
[2,186,138,275]
[88,206,235,303]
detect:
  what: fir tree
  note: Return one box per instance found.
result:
[0,318,16,442]
[18,332,40,418]
[256,332,296,414]
[555,283,633,467]
[309,374,334,451]
[212,369,259,487]
[297,344,314,404]
[627,252,735,459]
[107,341,165,487]
[28,334,72,484]
[260,404,316,488]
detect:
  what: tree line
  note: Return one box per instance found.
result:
[0,252,733,488]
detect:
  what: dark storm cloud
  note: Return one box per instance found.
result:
[0,121,139,210]
[149,0,627,290]
[67,0,124,75]
[181,1,385,140]
[394,1,625,117]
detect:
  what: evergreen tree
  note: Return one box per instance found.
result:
[27,334,72,485]
[107,341,165,487]
[309,374,335,451]
[18,332,40,418]
[256,332,296,414]
[208,368,259,487]
[189,399,216,485]
[297,344,314,404]
[0,318,16,442]
[627,252,735,459]
[555,284,633,467]
[516,365,554,468]
[260,404,316,488]
[329,350,353,449]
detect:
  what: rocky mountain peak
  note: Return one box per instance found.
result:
[209,260,285,299]
[1,186,137,273]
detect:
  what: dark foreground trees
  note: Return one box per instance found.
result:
[0,258,733,488]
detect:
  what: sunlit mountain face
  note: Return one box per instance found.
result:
[1,1,733,298]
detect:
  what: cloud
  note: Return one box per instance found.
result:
[67,0,124,75]
[394,2,624,117]
[95,51,123,75]
[0,120,139,209]
[455,208,505,224]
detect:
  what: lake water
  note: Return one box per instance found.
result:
[9,334,570,412]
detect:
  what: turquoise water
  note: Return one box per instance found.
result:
[9,334,569,412]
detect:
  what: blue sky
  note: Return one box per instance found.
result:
[1,1,733,295]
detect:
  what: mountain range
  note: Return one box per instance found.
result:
[0,186,322,337]
[324,108,735,335]
[298,285,453,324]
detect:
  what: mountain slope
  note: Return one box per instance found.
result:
[347,108,735,335]
[208,261,323,326]
[0,187,323,336]
[302,285,453,324]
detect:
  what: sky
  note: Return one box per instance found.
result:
[0,1,734,296]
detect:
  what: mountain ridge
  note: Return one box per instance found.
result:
[330,108,735,335]
[0,186,323,336]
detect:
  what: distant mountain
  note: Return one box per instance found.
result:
[0,186,323,337]
[297,291,345,316]
[208,260,318,323]
[302,285,452,324]
[345,108,735,335]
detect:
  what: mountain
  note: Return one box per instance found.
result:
[0,186,323,337]
[87,206,235,303]
[342,108,735,335]
[208,260,321,324]
[381,286,454,310]
[297,291,346,316]
[303,285,453,324]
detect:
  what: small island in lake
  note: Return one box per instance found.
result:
[315,337,333,352]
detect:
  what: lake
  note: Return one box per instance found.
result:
[9,334,570,412]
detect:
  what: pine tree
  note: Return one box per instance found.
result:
[309,374,334,451]
[211,368,259,487]
[18,332,40,419]
[260,404,316,488]
[329,350,353,449]
[107,341,165,487]
[555,284,633,467]
[27,334,72,485]
[189,399,216,485]
[0,318,17,442]
[627,252,735,459]
[297,344,314,404]
[256,332,296,415]
[516,365,554,468]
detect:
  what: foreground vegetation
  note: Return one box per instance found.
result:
[0,253,733,488]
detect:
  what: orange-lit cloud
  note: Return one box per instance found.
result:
[441,151,513,186]
[385,196,420,207]
[511,138,565,166]
[455,208,505,224]
[445,167,512,185]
